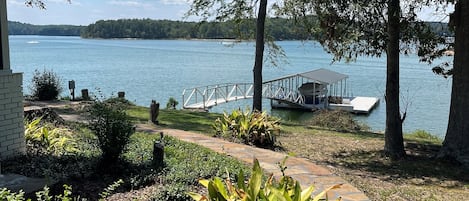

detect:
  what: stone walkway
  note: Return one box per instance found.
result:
[137,124,370,201]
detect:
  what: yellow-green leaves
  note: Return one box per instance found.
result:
[247,159,263,200]
[212,108,280,146]
[188,158,341,201]
[24,117,78,155]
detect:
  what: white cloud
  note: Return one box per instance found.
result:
[46,0,82,6]
[107,0,147,7]
[160,0,189,6]
[7,0,27,6]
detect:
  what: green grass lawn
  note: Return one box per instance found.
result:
[127,106,220,133]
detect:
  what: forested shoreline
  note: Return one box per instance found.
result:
[8,21,84,36]
[80,18,311,40]
[8,19,451,40]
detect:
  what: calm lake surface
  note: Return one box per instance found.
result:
[9,35,453,138]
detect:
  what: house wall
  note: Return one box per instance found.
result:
[0,72,24,159]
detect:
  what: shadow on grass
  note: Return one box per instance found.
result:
[326,142,469,185]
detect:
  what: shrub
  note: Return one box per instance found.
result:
[212,109,280,147]
[166,97,179,109]
[30,69,63,100]
[188,158,341,201]
[309,110,369,132]
[104,97,135,106]
[89,100,135,164]
[407,130,441,142]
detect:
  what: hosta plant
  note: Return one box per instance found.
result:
[213,109,280,146]
[188,159,342,201]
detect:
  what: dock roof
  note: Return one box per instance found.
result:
[265,68,348,84]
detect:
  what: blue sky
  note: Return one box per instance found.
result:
[7,0,192,25]
[7,0,453,25]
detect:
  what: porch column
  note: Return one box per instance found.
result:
[0,0,10,72]
[0,0,25,159]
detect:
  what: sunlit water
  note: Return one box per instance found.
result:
[9,35,453,138]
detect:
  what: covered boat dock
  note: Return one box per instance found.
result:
[182,68,379,114]
[265,68,379,114]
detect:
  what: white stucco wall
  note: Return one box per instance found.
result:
[0,72,24,159]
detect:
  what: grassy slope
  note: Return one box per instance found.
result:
[126,106,469,201]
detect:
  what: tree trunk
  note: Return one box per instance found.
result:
[439,2,469,166]
[253,0,267,111]
[384,0,405,159]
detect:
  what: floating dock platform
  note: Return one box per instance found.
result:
[329,97,380,114]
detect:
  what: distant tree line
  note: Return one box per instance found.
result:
[8,19,452,40]
[8,21,84,36]
[80,18,312,40]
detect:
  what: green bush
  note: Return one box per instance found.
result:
[166,97,179,109]
[30,69,63,101]
[212,109,280,147]
[309,110,369,132]
[89,100,135,164]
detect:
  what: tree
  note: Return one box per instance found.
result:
[438,1,469,166]
[384,0,406,158]
[187,0,284,111]
[276,0,445,159]
[253,0,267,111]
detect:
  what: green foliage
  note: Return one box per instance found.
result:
[24,117,79,155]
[153,183,191,201]
[0,188,27,201]
[81,18,311,40]
[99,179,124,200]
[188,158,342,201]
[89,100,135,163]
[0,183,124,201]
[0,185,78,201]
[406,130,441,143]
[124,133,249,200]
[213,109,280,146]
[309,110,369,132]
[30,69,63,101]
[166,97,179,109]
[162,135,249,184]
[275,0,448,63]
[104,97,135,106]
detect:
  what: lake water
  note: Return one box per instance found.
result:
[8,35,453,138]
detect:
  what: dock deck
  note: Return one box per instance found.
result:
[183,95,253,109]
[329,96,379,114]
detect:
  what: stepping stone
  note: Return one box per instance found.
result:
[0,174,51,194]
